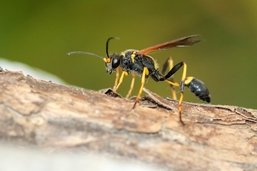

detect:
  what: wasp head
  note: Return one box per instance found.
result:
[103,54,121,74]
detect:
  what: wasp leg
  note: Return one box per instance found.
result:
[114,71,128,92]
[162,62,184,80]
[178,62,187,125]
[132,67,149,109]
[163,61,210,125]
[171,86,177,100]
[162,57,173,75]
[165,80,179,87]
[126,74,136,98]
[162,61,187,125]
[162,57,177,100]
[113,67,121,90]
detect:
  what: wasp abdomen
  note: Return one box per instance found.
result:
[187,78,211,103]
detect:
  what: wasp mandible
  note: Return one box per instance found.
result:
[68,35,211,125]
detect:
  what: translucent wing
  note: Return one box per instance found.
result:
[138,35,200,55]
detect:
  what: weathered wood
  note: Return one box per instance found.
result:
[0,70,256,171]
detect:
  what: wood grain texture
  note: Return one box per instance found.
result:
[0,70,256,171]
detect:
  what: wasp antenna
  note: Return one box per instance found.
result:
[106,37,120,57]
[67,51,103,59]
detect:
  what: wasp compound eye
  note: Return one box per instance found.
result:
[112,58,120,69]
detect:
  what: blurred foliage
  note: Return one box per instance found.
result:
[0,0,256,108]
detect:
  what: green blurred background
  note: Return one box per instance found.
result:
[0,0,256,108]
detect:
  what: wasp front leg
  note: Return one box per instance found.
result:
[113,67,121,90]
[113,70,128,92]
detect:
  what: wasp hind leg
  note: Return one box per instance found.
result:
[177,62,188,125]
[162,61,187,125]
[165,61,211,125]
[132,67,149,109]
[162,57,177,100]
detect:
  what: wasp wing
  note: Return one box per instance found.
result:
[138,35,200,55]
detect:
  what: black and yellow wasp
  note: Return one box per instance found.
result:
[68,35,211,125]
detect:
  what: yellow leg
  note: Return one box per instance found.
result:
[181,62,187,81]
[166,57,178,100]
[126,74,135,98]
[178,62,187,125]
[113,68,121,89]
[165,80,179,100]
[114,71,128,92]
[132,67,148,109]
[165,80,179,87]
[171,87,177,100]
[178,92,185,125]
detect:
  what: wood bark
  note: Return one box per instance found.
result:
[0,70,257,171]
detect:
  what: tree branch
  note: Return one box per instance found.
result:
[0,70,257,171]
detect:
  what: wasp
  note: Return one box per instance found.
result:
[68,35,211,125]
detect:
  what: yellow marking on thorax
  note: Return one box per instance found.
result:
[131,52,136,63]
